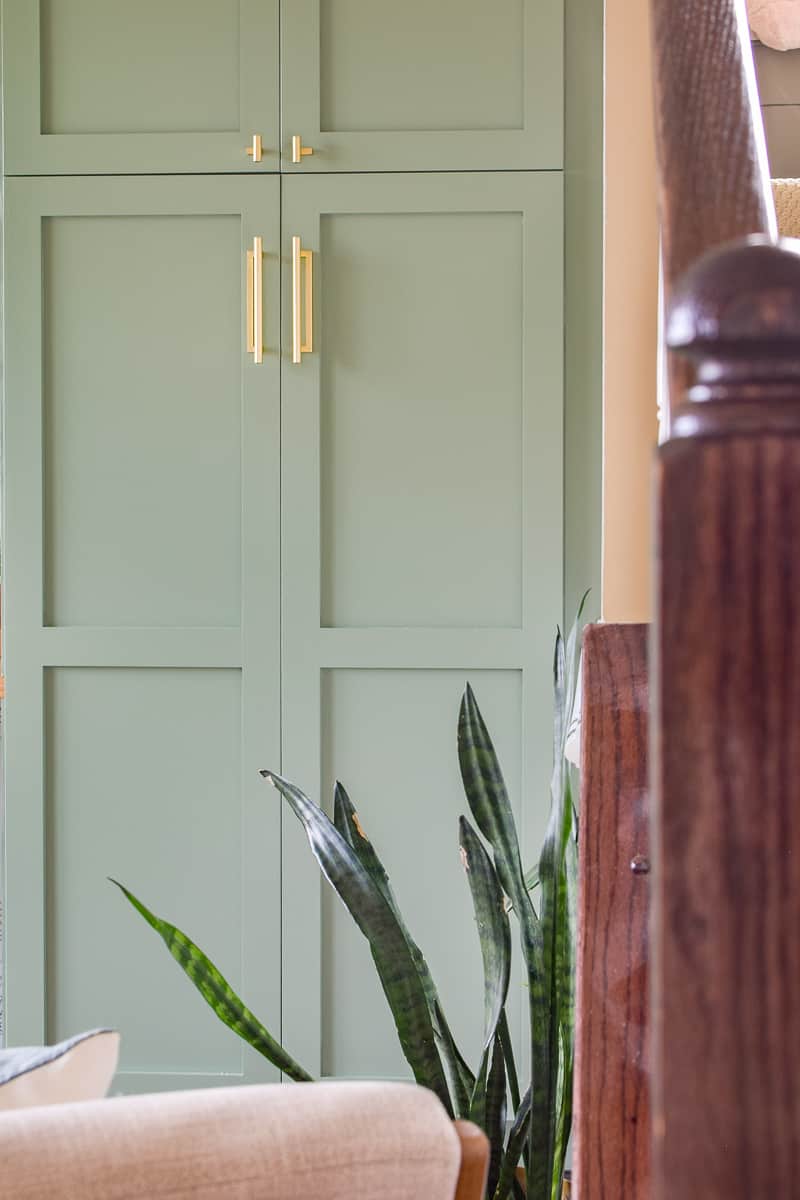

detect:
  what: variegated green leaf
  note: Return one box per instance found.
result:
[470,1035,507,1200]
[498,1007,521,1112]
[459,815,511,1051]
[524,865,540,893]
[333,781,474,1116]
[538,602,584,1199]
[458,687,551,1200]
[550,1025,571,1200]
[110,879,313,1083]
[458,686,534,927]
[493,1085,532,1200]
[262,771,453,1116]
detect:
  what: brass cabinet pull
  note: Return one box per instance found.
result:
[246,236,264,363]
[291,134,314,164]
[246,133,263,162]
[292,236,313,364]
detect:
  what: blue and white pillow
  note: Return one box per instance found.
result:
[0,1029,119,1111]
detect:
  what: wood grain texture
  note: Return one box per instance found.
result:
[650,0,777,421]
[573,624,651,1200]
[650,0,775,292]
[654,237,800,1200]
[453,1121,490,1200]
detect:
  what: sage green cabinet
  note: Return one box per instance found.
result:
[2,1,280,174]
[281,0,563,172]
[280,172,563,1076]
[2,3,568,1091]
[3,0,562,176]
[3,175,282,1090]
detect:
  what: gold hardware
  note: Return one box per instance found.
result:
[246,134,263,163]
[291,134,314,164]
[292,236,313,364]
[246,236,264,363]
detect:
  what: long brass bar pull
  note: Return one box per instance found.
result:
[292,236,313,364]
[246,236,264,363]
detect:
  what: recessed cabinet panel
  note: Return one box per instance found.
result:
[40,0,241,135]
[2,0,279,173]
[320,668,524,1080]
[282,0,563,171]
[319,0,524,133]
[43,214,242,628]
[3,176,281,1090]
[320,211,523,629]
[46,667,245,1077]
[281,172,563,1074]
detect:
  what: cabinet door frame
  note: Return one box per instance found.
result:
[281,0,564,173]
[279,171,564,1076]
[2,0,280,175]
[3,174,282,1091]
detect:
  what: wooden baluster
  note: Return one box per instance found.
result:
[650,0,776,422]
[573,624,651,1200]
[653,236,800,1200]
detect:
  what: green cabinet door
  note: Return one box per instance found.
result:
[3,175,282,1091]
[280,172,563,1078]
[281,0,563,173]
[2,1,279,174]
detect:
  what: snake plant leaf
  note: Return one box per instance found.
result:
[458,686,551,1200]
[556,772,578,1045]
[493,1085,532,1200]
[262,771,453,1115]
[430,998,475,1119]
[550,1025,571,1200]
[333,782,394,908]
[551,629,567,794]
[524,865,540,893]
[458,686,534,926]
[537,605,583,1200]
[109,879,313,1083]
[565,590,590,746]
[497,1007,521,1112]
[332,780,474,1116]
[459,815,511,1051]
[470,1035,507,1200]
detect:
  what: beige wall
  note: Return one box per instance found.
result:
[601,0,659,623]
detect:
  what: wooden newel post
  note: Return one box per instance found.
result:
[653,235,800,1200]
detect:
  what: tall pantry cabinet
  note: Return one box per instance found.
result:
[2,0,564,1090]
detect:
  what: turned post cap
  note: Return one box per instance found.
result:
[668,235,800,359]
[666,236,800,425]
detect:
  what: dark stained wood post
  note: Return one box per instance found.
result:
[650,0,775,298]
[649,0,776,424]
[574,625,651,1200]
[653,236,800,1200]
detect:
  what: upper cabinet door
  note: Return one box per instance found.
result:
[281,0,563,172]
[2,0,279,175]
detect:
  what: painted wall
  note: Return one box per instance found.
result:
[601,0,659,623]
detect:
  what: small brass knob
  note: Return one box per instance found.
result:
[246,134,263,163]
[291,134,314,164]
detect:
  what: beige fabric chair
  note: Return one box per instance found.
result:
[749,0,800,50]
[774,178,800,236]
[0,1080,488,1200]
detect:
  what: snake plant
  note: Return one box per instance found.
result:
[112,601,585,1200]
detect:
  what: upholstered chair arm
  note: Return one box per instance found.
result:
[0,1080,481,1200]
